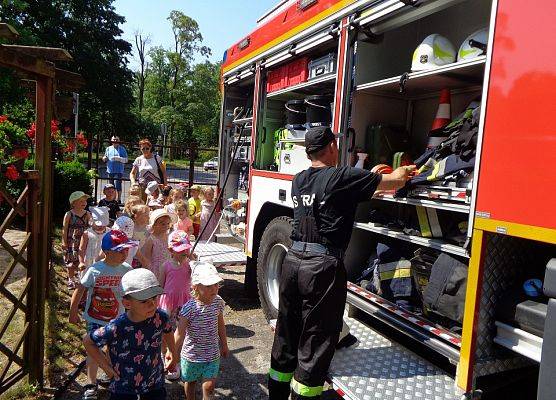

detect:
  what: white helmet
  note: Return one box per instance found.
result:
[412,34,456,71]
[458,28,488,61]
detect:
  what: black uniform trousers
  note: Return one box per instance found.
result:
[269,248,347,399]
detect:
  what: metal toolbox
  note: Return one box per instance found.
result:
[279,145,311,175]
[308,53,336,80]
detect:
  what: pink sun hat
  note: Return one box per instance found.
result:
[168,230,192,253]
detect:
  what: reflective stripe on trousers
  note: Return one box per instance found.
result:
[291,377,323,398]
[269,367,294,383]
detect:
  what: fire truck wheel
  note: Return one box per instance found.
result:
[256,216,293,321]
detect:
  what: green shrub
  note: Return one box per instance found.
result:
[53,160,93,221]
[197,150,218,163]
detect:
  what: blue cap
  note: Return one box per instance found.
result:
[101,230,139,252]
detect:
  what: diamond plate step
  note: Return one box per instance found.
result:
[193,241,246,267]
[329,315,464,400]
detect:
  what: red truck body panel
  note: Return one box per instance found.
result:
[476,1,556,231]
[222,0,352,74]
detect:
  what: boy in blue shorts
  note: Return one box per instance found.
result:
[83,268,178,400]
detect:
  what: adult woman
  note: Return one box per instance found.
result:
[130,139,168,200]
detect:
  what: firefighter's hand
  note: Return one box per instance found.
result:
[391,165,415,181]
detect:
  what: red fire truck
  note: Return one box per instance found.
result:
[218,0,556,398]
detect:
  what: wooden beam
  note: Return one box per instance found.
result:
[0,23,19,40]
[0,46,55,77]
[1,44,73,62]
[55,68,85,91]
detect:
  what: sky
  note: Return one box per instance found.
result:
[113,0,278,70]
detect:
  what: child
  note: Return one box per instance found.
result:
[83,268,177,400]
[63,191,92,288]
[122,195,143,217]
[99,184,121,222]
[159,230,193,380]
[188,185,202,238]
[142,209,176,282]
[78,206,109,272]
[175,262,228,400]
[199,186,220,242]
[145,181,164,210]
[128,183,142,198]
[69,230,137,400]
[160,185,172,207]
[113,216,136,267]
[174,199,194,236]
[129,204,151,268]
[165,188,185,214]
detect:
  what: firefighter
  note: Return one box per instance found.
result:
[268,127,414,399]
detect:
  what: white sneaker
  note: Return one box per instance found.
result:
[166,365,181,381]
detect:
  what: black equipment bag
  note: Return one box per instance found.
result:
[423,253,468,323]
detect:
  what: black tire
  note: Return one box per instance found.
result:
[256,216,293,321]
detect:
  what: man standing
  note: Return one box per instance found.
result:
[102,136,128,202]
[268,127,414,400]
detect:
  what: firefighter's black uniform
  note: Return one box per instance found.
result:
[268,136,382,399]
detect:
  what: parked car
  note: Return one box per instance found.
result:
[203,157,218,171]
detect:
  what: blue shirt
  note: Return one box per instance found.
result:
[90,309,172,395]
[105,145,128,174]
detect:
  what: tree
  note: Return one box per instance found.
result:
[0,0,136,140]
[177,61,221,147]
[134,32,150,112]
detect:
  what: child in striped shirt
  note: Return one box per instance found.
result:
[175,261,228,400]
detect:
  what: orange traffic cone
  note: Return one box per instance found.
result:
[427,88,451,148]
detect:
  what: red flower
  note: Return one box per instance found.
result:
[12,148,29,160]
[51,119,59,133]
[65,140,76,153]
[4,165,19,181]
[0,115,8,123]
[76,131,88,147]
[26,123,36,139]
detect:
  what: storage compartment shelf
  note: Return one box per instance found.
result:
[354,222,469,258]
[232,117,253,125]
[267,74,336,100]
[280,138,305,144]
[494,321,543,362]
[356,56,486,98]
[373,192,470,213]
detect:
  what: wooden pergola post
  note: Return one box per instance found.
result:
[0,23,84,390]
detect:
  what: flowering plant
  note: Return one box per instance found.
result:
[0,115,30,184]
[26,120,88,160]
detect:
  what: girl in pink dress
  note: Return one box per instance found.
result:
[159,230,193,380]
[173,199,194,236]
[199,186,220,242]
[142,209,176,282]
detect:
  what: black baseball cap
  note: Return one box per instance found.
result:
[305,127,343,154]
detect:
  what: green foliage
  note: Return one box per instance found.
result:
[53,160,93,220]
[0,0,136,139]
[0,4,222,152]
[140,12,220,149]
[2,99,35,129]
